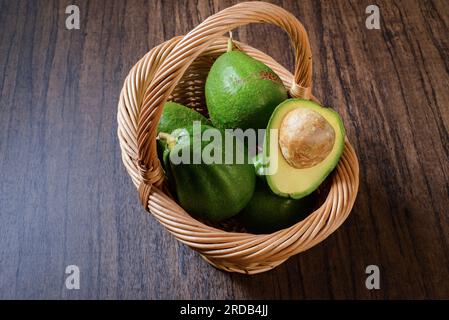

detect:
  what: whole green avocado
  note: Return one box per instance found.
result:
[205,45,288,130]
[238,179,316,234]
[161,124,256,222]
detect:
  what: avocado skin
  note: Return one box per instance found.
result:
[163,125,256,222]
[238,179,316,234]
[157,102,210,169]
[157,101,210,134]
[205,51,288,130]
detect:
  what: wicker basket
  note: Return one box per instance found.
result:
[117,1,359,274]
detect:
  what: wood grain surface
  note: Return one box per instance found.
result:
[0,0,448,299]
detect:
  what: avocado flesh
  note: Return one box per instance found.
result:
[265,99,345,199]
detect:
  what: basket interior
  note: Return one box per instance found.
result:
[169,54,219,118]
[162,41,335,234]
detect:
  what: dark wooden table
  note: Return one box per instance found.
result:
[1,0,448,299]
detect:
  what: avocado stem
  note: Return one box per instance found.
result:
[158,132,176,150]
[227,31,234,52]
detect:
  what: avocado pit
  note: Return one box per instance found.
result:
[279,108,335,169]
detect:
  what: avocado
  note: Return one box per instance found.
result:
[262,99,345,199]
[205,43,288,130]
[157,102,210,168]
[157,101,210,134]
[160,124,256,222]
[238,179,316,234]
[252,153,267,178]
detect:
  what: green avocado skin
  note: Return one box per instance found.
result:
[157,101,210,134]
[157,102,210,168]
[205,51,288,130]
[238,180,316,234]
[164,125,256,222]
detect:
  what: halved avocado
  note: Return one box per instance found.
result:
[263,99,345,199]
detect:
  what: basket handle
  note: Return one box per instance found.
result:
[136,1,313,191]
